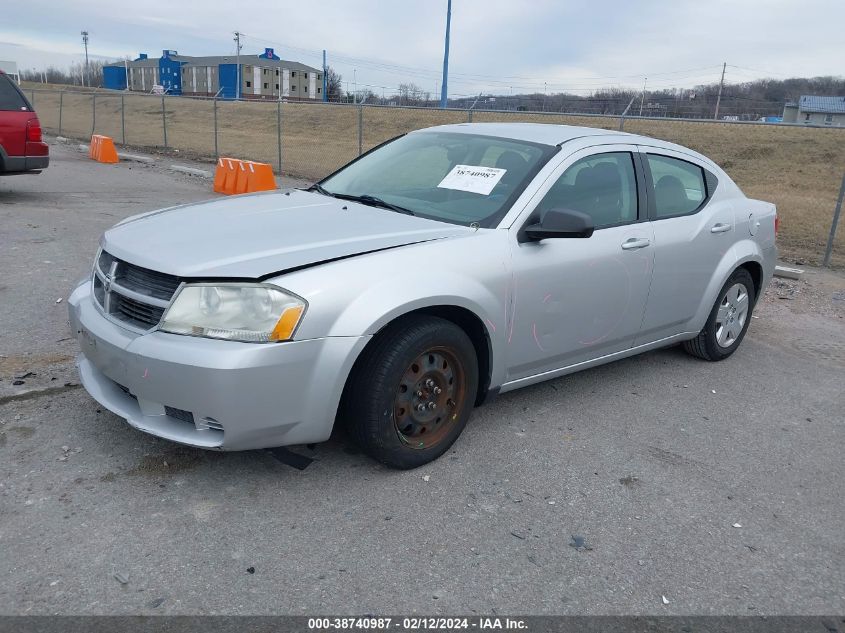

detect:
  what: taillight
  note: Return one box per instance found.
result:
[774,213,780,236]
[26,119,42,142]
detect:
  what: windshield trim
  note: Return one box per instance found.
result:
[316,131,561,229]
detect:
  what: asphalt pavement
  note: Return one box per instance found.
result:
[0,141,843,615]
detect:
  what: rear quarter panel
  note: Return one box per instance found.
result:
[0,110,28,158]
[690,197,777,330]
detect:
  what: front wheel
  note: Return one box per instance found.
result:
[340,315,479,469]
[683,268,756,361]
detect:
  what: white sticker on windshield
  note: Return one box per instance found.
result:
[437,165,506,196]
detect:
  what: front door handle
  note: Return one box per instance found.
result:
[710,223,732,234]
[621,238,651,250]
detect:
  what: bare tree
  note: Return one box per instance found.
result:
[397,83,430,106]
[325,66,343,102]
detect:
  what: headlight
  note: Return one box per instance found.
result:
[160,283,306,343]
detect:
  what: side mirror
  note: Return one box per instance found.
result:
[523,208,595,240]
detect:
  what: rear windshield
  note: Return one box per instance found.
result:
[0,74,32,112]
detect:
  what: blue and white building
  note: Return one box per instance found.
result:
[103,49,323,100]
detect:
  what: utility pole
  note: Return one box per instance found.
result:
[233,31,243,99]
[440,0,452,108]
[714,61,727,120]
[322,49,328,102]
[638,77,647,116]
[353,68,357,104]
[81,31,89,87]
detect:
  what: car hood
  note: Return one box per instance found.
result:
[102,190,472,278]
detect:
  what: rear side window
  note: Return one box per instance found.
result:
[646,154,706,218]
[0,75,31,111]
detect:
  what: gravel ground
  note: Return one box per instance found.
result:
[0,142,843,616]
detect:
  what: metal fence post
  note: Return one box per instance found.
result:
[91,93,96,137]
[276,100,282,174]
[467,109,473,123]
[30,89,35,105]
[357,105,363,156]
[822,172,845,267]
[121,94,126,145]
[161,96,168,148]
[58,91,63,137]
[213,97,218,158]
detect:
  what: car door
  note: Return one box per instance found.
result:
[633,147,734,345]
[505,145,655,383]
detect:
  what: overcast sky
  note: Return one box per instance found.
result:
[2,0,843,96]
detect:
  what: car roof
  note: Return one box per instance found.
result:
[414,122,715,167]
[415,122,627,146]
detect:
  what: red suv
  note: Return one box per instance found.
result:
[0,70,49,174]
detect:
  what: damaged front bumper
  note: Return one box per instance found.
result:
[67,280,369,451]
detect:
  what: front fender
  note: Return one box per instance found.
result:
[278,231,512,390]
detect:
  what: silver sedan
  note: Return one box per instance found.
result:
[68,123,778,468]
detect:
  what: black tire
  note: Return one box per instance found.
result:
[683,268,756,361]
[339,315,479,469]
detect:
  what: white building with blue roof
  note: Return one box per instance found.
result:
[782,95,845,126]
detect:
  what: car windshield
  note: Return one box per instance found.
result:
[318,132,557,228]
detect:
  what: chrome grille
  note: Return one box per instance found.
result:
[93,250,181,330]
[113,294,167,329]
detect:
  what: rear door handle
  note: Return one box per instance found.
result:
[710,223,732,234]
[621,238,651,250]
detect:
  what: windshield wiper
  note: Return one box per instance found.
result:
[332,193,416,216]
[305,183,334,197]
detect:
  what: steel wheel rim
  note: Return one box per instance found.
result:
[715,282,749,348]
[393,346,466,449]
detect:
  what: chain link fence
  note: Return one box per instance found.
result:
[23,87,845,267]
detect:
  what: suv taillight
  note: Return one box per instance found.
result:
[774,213,780,236]
[26,119,42,142]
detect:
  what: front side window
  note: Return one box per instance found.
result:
[320,132,556,227]
[647,154,706,218]
[534,152,638,229]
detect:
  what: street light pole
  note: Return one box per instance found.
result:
[233,31,243,99]
[440,0,451,109]
[81,31,89,87]
[638,77,647,116]
[322,49,328,102]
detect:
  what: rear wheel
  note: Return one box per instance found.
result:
[683,268,756,361]
[340,315,478,469]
